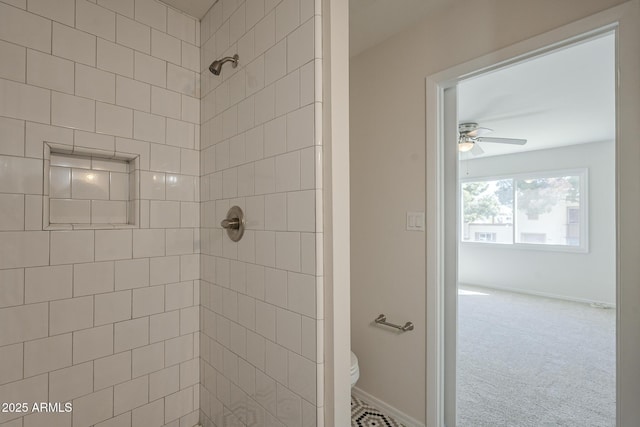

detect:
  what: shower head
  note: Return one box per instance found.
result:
[209,54,239,75]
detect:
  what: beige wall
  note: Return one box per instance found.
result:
[349,0,627,422]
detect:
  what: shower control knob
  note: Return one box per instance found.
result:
[221,218,240,229]
[221,206,245,242]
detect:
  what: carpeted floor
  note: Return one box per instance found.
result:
[457,286,616,427]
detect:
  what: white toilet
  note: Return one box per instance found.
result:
[350,351,360,388]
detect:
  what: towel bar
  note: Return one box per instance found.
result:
[374,314,414,332]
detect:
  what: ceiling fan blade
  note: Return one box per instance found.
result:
[478,137,527,145]
[471,143,485,156]
[467,127,493,138]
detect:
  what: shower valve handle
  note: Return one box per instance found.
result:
[221,218,240,229]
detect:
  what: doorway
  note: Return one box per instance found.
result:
[426,3,640,426]
[455,33,616,426]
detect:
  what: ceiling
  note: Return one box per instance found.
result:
[458,33,615,158]
[159,0,215,19]
[350,0,446,57]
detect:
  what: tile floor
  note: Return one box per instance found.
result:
[351,395,405,427]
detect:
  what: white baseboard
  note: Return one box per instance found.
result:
[352,387,425,427]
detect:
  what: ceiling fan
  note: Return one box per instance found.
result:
[458,122,527,155]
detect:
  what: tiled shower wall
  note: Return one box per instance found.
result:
[198,0,323,426]
[0,0,201,426]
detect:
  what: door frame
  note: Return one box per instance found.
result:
[425,2,640,426]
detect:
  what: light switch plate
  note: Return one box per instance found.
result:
[406,211,425,231]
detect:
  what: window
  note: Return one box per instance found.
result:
[461,170,587,250]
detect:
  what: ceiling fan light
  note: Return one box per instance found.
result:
[458,138,475,152]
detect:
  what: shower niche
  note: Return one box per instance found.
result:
[43,142,140,230]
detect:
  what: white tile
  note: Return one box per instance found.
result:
[288,272,315,317]
[96,101,134,138]
[150,310,179,342]
[95,229,132,261]
[114,375,149,415]
[300,147,314,189]
[300,315,316,360]
[230,3,246,43]
[264,40,285,87]
[95,290,131,325]
[0,193,24,230]
[254,84,275,125]
[265,193,286,231]
[50,198,91,223]
[133,228,165,257]
[167,63,196,96]
[246,0,265,29]
[94,351,131,390]
[0,269,24,309]
[92,200,127,223]
[255,230,275,267]
[134,51,166,87]
[245,127,264,164]
[0,116,24,157]
[115,258,149,290]
[300,231,316,275]
[150,200,180,227]
[276,382,302,426]
[254,157,275,195]
[180,201,198,227]
[117,14,151,54]
[0,156,42,195]
[151,29,180,64]
[150,143,180,172]
[72,388,113,427]
[76,0,116,41]
[148,366,179,401]
[74,261,114,296]
[72,168,109,199]
[166,119,195,149]
[24,195,43,230]
[74,129,115,153]
[49,362,93,403]
[139,170,165,199]
[181,94,199,123]
[52,92,95,132]
[255,369,276,414]
[134,110,165,143]
[132,342,164,377]
[24,334,72,378]
[181,41,199,72]
[275,70,299,116]
[275,0,299,41]
[28,0,74,25]
[115,137,150,169]
[98,0,133,18]
[116,75,151,112]
[276,232,300,272]
[265,340,287,384]
[275,151,300,192]
[0,343,22,385]
[51,153,90,168]
[50,296,94,334]
[255,10,275,56]
[114,317,149,352]
[53,22,96,66]
[164,386,193,422]
[286,105,314,151]
[164,334,193,366]
[237,163,255,197]
[264,116,286,157]
[27,50,74,94]
[0,79,50,124]
[151,86,181,119]
[287,190,314,232]
[50,230,94,265]
[133,285,164,317]
[75,63,116,103]
[0,3,51,53]
[110,171,129,200]
[0,302,48,346]
[166,174,195,201]
[165,281,193,311]
[135,0,166,32]
[97,38,134,78]
[25,264,72,303]
[0,231,49,269]
[73,324,113,363]
[299,60,314,106]
[181,149,199,175]
[168,8,195,44]
[287,16,313,71]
